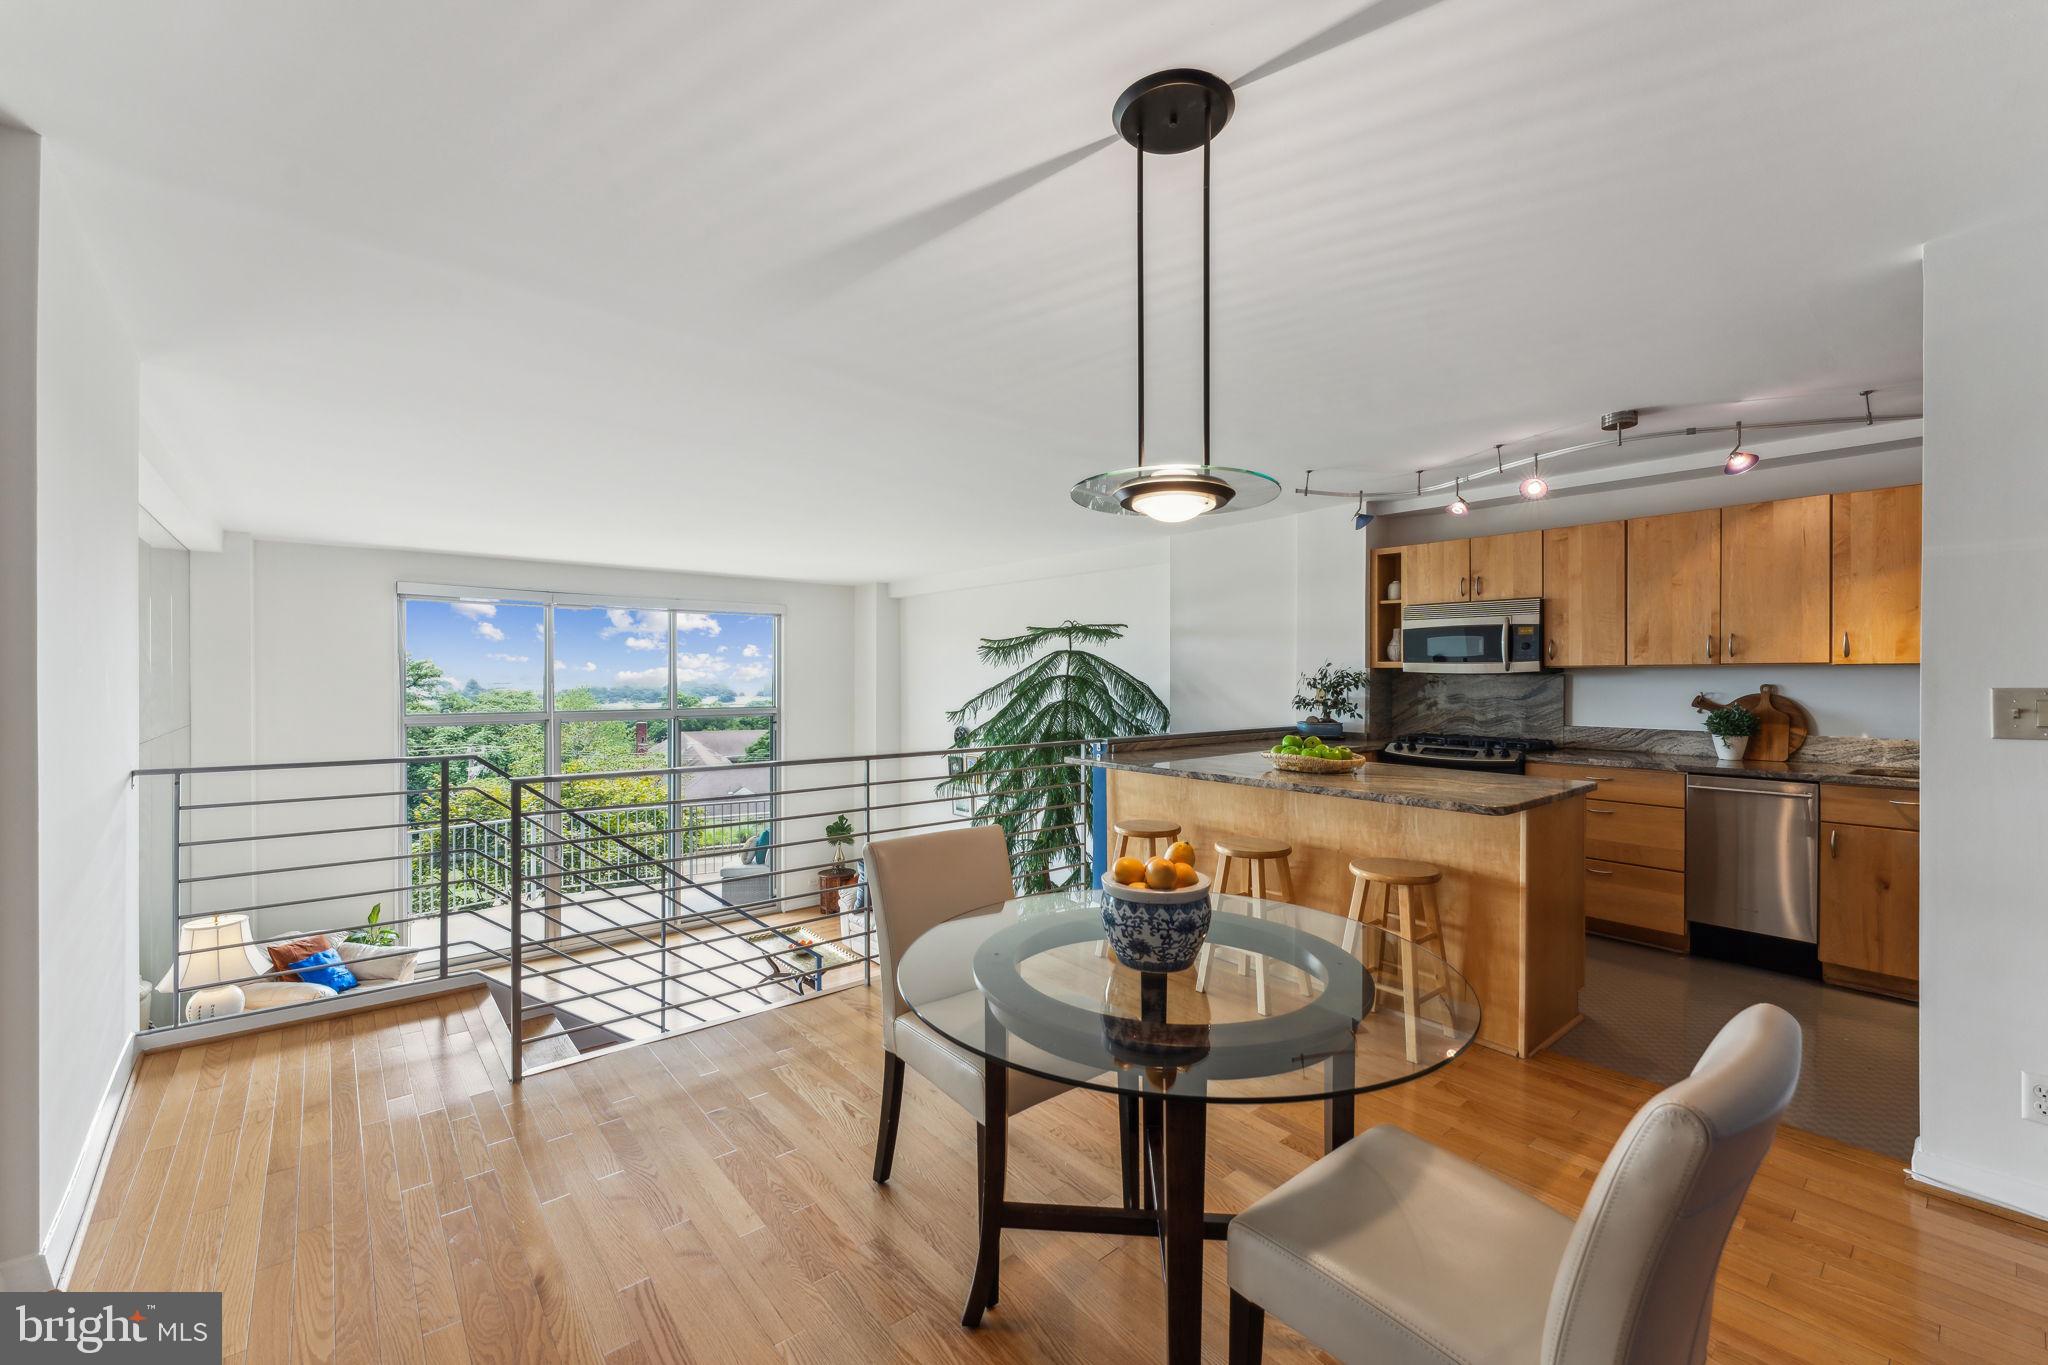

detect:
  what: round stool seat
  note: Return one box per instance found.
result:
[1347,857,1441,886]
[1113,817,1181,839]
[1213,834,1292,860]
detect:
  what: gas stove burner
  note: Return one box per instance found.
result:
[1380,732,1555,773]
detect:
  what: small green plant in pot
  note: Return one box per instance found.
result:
[345,903,400,946]
[819,814,861,913]
[1704,705,1761,761]
[1292,662,1370,738]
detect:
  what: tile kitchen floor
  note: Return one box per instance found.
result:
[1556,936,1918,1159]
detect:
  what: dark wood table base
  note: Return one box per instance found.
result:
[961,1062,1354,1364]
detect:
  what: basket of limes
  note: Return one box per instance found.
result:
[1266,732,1369,773]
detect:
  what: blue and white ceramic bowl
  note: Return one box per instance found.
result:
[1099,871,1213,973]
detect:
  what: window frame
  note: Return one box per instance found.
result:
[396,584,783,934]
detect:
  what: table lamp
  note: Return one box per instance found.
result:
[155,913,263,1022]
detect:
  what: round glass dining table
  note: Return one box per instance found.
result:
[896,889,1481,1365]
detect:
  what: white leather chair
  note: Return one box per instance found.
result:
[868,826,1138,1323]
[1226,1002,1803,1365]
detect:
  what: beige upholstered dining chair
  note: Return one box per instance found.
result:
[1226,1002,1803,1365]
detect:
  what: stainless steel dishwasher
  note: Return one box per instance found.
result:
[1684,774,1819,942]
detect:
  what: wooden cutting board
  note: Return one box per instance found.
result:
[1734,684,1810,760]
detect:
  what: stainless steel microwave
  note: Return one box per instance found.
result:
[1400,598,1545,673]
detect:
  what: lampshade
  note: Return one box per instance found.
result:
[155,913,264,992]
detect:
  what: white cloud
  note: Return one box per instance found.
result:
[623,635,663,651]
[450,602,497,619]
[741,643,762,658]
[730,663,771,685]
[583,661,598,672]
[600,608,663,637]
[554,659,567,670]
[486,652,530,663]
[676,651,724,684]
[677,612,722,636]
[615,666,668,687]
[534,622,545,640]
[475,621,505,641]
[716,645,729,654]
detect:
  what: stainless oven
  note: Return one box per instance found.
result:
[1399,598,1545,673]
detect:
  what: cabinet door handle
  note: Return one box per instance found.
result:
[1587,804,1616,815]
[1460,576,1468,598]
[1705,631,1714,661]
[1474,574,1483,596]
[1889,799,1919,808]
[1829,828,1839,856]
[1547,636,1557,661]
[1586,866,1614,876]
[1842,630,1851,658]
[1727,632,1736,659]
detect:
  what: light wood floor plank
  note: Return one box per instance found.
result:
[69,984,2048,1364]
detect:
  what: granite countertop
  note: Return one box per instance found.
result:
[1537,746,1919,790]
[1075,746,1596,816]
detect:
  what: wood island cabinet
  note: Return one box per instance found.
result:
[1627,509,1722,666]
[1469,530,1543,601]
[1541,522,1627,667]
[1721,494,1832,663]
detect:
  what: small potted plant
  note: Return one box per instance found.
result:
[819,814,861,916]
[1704,705,1760,761]
[345,903,399,947]
[1292,662,1369,738]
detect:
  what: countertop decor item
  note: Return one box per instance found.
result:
[1292,661,1369,737]
[1099,870,1213,972]
[1070,70,1280,524]
[1704,704,1761,760]
[1689,684,1810,758]
[1268,750,1371,774]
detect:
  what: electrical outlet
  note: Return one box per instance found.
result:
[2023,1072,2048,1125]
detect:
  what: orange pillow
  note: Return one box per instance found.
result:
[264,933,334,982]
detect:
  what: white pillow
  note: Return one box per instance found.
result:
[334,939,419,982]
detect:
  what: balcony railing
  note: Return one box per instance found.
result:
[134,732,1142,1078]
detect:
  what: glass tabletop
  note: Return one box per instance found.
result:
[896,890,1482,1101]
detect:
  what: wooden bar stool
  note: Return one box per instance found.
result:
[1112,816,1181,863]
[1195,834,1294,1016]
[1343,857,1447,1063]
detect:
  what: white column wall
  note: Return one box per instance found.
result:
[1913,210,2048,1219]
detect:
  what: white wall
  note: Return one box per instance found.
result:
[1170,516,1302,731]
[0,123,45,1287]
[893,546,1170,752]
[1913,210,2048,1219]
[4,139,143,1288]
[1373,437,1925,738]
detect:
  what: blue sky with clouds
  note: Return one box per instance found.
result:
[404,599,775,706]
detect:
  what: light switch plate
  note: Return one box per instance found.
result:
[1991,688,2048,739]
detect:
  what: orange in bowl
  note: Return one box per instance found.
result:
[1165,841,1195,865]
[1173,861,1198,888]
[1143,858,1178,891]
[1111,856,1145,885]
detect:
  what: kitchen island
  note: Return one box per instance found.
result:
[1080,745,1597,1056]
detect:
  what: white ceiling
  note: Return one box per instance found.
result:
[2,0,2041,582]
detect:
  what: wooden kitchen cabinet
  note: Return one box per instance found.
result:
[1402,538,1471,604]
[1721,495,1831,663]
[1528,760,1686,947]
[1541,522,1627,667]
[1470,530,1543,600]
[1628,509,1722,666]
[1833,484,1922,664]
[1820,819,1918,998]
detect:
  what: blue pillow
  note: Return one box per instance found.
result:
[286,948,358,993]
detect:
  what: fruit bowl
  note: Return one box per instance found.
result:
[1098,871,1212,973]
[1267,751,1370,774]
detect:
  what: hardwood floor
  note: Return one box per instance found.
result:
[71,984,2048,1364]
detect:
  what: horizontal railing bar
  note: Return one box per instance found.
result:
[531,945,875,1040]
[180,849,437,885]
[524,737,1092,786]
[179,786,419,812]
[137,754,424,778]
[178,880,469,920]
[180,816,453,847]
[511,910,870,988]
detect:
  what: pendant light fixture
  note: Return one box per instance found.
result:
[1723,421,1759,475]
[1446,476,1470,516]
[1070,70,1280,523]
